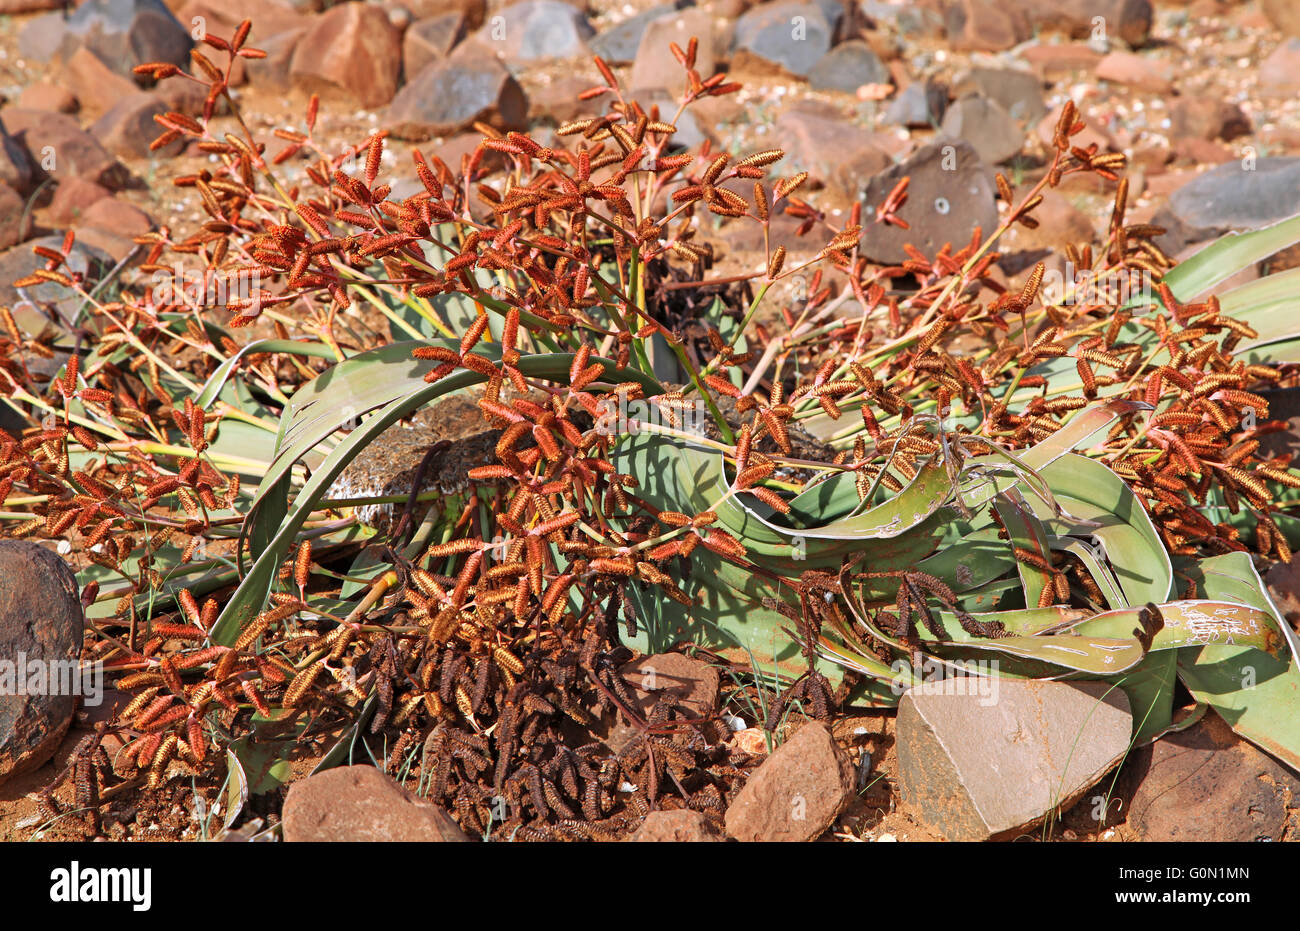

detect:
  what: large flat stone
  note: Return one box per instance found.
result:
[898,679,1132,841]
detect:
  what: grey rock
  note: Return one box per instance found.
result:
[898,679,1132,841]
[18,11,69,63]
[0,541,83,785]
[858,139,997,264]
[403,12,468,78]
[478,0,595,62]
[386,51,528,141]
[0,235,115,371]
[1153,157,1300,256]
[731,1,833,77]
[589,1,685,64]
[940,94,1023,165]
[57,0,193,77]
[859,0,943,36]
[883,78,947,128]
[957,66,1046,126]
[807,39,889,93]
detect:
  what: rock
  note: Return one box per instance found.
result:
[1261,0,1300,36]
[0,118,35,195]
[403,12,467,78]
[1153,157,1300,256]
[244,27,307,92]
[0,185,32,251]
[625,87,714,150]
[282,765,472,841]
[620,652,720,722]
[15,82,79,115]
[1035,102,1116,152]
[897,679,1132,841]
[944,0,1031,52]
[882,77,946,127]
[859,140,997,264]
[1094,50,1172,95]
[1259,38,1300,95]
[955,66,1045,126]
[46,178,113,226]
[172,0,310,43]
[1123,712,1300,841]
[589,2,684,64]
[940,94,1023,164]
[90,92,182,158]
[405,0,487,30]
[526,73,606,124]
[58,0,193,77]
[1016,42,1103,81]
[477,0,594,62]
[731,1,833,76]
[1031,0,1152,47]
[64,47,146,120]
[18,11,69,63]
[860,0,944,37]
[999,189,1094,256]
[385,52,528,141]
[1,108,126,190]
[0,541,84,785]
[781,108,891,203]
[1168,97,1251,142]
[807,39,889,93]
[289,2,404,108]
[724,722,855,841]
[630,809,723,841]
[630,7,715,91]
[77,197,154,237]
[0,235,116,350]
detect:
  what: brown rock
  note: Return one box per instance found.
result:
[289,2,404,108]
[77,197,154,236]
[944,0,1031,52]
[0,0,63,11]
[940,94,1024,165]
[1122,712,1300,841]
[1168,97,1251,142]
[15,82,78,114]
[1094,50,1172,95]
[620,652,720,722]
[0,184,32,250]
[1029,0,1152,47]
[1036,103,1117,152]
[385,50,528,141]
[91,92,182,159]
[46,177,113,226]
[405,0,487,30]
[1,108,126,190]
[63,47,141,120]
[630,8,715,91]
[1000,189,1095,256]
[0,541,84,785]
[630,809,723,841]
[724,722,855,841]
[282,764,472,841]
[1259,38,1300,96]
[1261,0,1300,37]
[780,109,892,205]
[173,0,310,43]
[1016,43,1103,81]
[897,679,1132,841]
